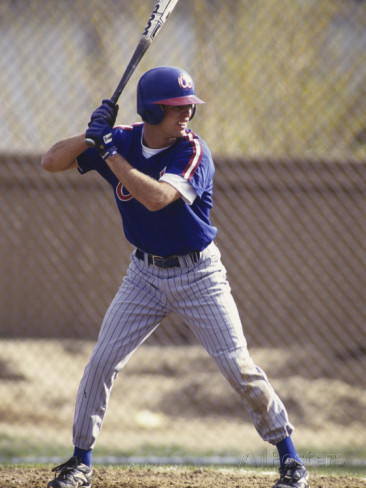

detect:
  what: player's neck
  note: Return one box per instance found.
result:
[142,125,176,149]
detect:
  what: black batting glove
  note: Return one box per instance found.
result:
[88,99,119,128]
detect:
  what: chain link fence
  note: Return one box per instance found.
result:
[1,0,366,466]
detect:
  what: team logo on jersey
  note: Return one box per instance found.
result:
[116,182,133,202]
[178,73,193,89]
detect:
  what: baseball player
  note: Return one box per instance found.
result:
[42,66,309,488]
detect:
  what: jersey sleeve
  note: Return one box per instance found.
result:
[76,147,102,174]
[159,173,197,205]
[165,132,214,199]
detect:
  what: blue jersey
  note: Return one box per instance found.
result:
[77,123,217,256]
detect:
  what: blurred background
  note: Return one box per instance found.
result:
[1,0,366,468]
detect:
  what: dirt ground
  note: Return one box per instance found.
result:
[0,465,366,488]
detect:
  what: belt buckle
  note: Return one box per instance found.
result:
[152,255,164,268]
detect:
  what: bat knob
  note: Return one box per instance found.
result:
[84,137,96,148]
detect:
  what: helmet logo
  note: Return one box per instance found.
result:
[178,73,193,89]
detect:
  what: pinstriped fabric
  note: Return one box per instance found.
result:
[73,242,293,450]
[73,266,169,449]
[166,244,293,444]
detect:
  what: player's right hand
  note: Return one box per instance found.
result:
[88,99,119,128]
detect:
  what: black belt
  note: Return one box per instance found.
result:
[135,249,200,269]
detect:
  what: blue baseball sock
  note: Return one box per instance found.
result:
[73,447,92,467]
[276,436,302,465]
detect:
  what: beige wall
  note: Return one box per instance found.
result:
[2,154,365,357]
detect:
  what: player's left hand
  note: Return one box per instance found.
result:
[85,118,118,161]
[88,99,119,127]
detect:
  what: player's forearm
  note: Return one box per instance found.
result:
[41,134,87,172]
[106,153,179,211]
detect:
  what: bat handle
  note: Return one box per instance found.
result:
[84,137,96,148]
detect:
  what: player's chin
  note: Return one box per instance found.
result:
[176,126,188,137]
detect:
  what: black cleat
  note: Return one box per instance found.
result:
[272,458,310,488]
[47,456,92,488]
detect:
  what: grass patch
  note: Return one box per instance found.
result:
[94,443,243,459]
[0,432,70,462]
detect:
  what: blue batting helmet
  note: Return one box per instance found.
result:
[137,66,205,125]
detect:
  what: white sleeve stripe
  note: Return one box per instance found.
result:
[182,133,203,181]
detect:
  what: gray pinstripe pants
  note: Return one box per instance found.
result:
[73,242,294,449]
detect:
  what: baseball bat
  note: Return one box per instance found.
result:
[85,0,180,147]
